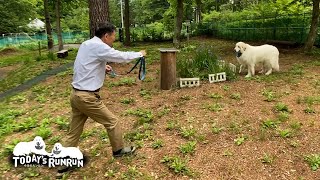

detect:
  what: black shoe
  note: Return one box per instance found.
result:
[113,146,136,157]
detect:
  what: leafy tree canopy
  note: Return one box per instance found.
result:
[0,0,38,33]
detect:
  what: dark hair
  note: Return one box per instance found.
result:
[95,22,116,38]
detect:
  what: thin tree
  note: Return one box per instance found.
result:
[55,0,63,50]
[195,0,202,23]
[124,0,130,46]
[173,0,184,47]
[44,0,54,51]
[88,0,110,38]
[304,0,320,52]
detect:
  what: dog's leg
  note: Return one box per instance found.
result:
[273,61,280,72]
[265,68,272,75]
[249,64,255,77]
[245,64,254,77]
[245,70,251,78]
[251,65,255,76]
[239,65,243,74]
[259,64,264,74]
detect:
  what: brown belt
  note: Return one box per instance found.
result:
[73,87,100,93]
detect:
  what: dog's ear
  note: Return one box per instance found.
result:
[243,44,247,51]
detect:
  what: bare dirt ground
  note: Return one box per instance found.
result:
[0,65,18,80]
[0,38,319,180]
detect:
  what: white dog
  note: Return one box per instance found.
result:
[13,136,48,156]
[50,143,83,159]
[234,42,279,77]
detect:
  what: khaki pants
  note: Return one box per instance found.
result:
[64,90,124,152]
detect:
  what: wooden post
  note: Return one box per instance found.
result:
[159,48,179,90]
[38,41,41,56]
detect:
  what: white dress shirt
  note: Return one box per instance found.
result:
[72,36,143,91]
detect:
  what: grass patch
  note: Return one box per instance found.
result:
[208,93,223,99]
[121,165,143,179]
[262,89,277,102]
[261,153,275,164]
[179,127,196,139]
[180,95,192,101]
[305,154,320,171]
[211,123,224,134]
[205,103,223,112]
[277,112,289,122]
[179,141,196,155]
[53,116,69,130]
[274,102,291,113]
[289,140,299,148]
[108,77,136,87]
[124,129,152,142]
[166,120,179,131]
[234,135,247,146]
[48,135,61,145]
[230,93,241,100]
[278,129,292,138]
[14,117,38,132]
[0,109,25,136]
[261,119,278,129]
[139,89,152,99]
[304,106,316,114]
[0,51,72,92]
[125,108,154,125]
[290,121,302,131]
[120,97,135,104]
[297,96,320,105]
[157,106,171,118]
[0,49,33,67]
[161,156,194,176]
[228,121,242,134]
[1,139,20,157]
[222,85,230,91]
[35,126,52,140]
[289,64,304,76]
[80,129,97,140]
[151,139,164,149]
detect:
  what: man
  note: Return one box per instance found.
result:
[57,22,146,176]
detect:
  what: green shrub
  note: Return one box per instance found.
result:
[177,46,236,80]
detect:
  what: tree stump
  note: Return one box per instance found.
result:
[57,49,68,58]
[159,48,179,90]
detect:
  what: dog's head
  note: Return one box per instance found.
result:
[234,42,247,57]
[52,143,63,155]
[33,136,45,150]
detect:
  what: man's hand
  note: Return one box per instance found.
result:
[105,65,113,73]
[140,50,147,57]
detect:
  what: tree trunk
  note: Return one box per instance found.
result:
[89,0,110,38]
[173,0,183,48]
[124,0,130,46]
[304,0,320,52]
[195,0,202,23]
[44,0,53,51]
[55,0,63,51]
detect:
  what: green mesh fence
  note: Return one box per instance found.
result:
[2,14,319,47]
[0,31,89,48]
[193,13,320,46]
